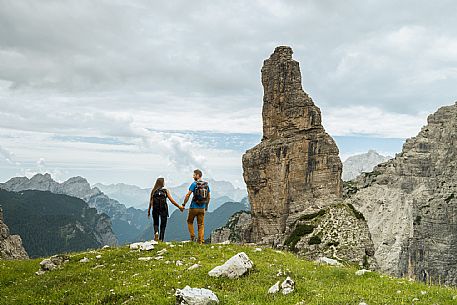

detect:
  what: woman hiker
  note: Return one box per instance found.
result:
[148,177,184,241]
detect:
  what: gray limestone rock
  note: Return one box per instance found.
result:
[208,252,253,279]
[175,286,219,305]
[345,102,457,285]
[0,207,28,260]
[242,46,343,245]
[210,211,252,244]
[240,46,376,266]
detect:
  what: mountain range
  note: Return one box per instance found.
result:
[94,179,247,211]
[0,189,115,258]
[0,174,148,245]
[0,174,249,246]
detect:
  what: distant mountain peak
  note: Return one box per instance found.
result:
[342,150,391,181]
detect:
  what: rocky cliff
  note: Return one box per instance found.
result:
[0,206,28,259]
[210,211,252,244]
[243,46,343,244]
[342,150,391,181]
[346,102,457,284]
[241,46,376,267]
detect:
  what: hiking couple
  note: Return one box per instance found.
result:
[147,169,210,244]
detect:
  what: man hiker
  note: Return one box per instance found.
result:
[182,169,210,244]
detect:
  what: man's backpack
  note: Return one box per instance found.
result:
[153,187,168,215]
[193,180,209,204]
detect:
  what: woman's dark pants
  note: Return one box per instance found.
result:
[152,211,167,241]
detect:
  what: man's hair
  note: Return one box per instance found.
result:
[194,169,203,178]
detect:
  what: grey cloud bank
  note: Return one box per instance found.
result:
[0,0,456,185]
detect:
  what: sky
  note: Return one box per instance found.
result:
[0,0,456,188]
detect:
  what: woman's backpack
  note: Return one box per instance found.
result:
[153,187,168,215]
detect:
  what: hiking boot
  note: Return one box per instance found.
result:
[154,232,159,242]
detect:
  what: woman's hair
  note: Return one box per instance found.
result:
[152,177,165,194]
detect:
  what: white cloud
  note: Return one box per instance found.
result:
[0,145,16,164]
[323,106,428,138]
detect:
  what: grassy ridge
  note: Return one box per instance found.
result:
[1,242,456,304]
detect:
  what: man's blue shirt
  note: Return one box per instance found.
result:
[189,181,210,209]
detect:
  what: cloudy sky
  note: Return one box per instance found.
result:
[0,0,456,188]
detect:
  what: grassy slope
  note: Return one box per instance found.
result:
[1,243,456,305]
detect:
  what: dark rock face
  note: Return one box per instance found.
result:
[346,102,457,284]
[0,207,29,259]
[242,46,343,245]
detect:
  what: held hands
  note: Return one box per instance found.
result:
[179,205,184,212]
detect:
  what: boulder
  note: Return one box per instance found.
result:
[188,264,200,271]
[36,254,69,275]
[208,252,253,279]
[129,240,157,250]
[315,257,342,266]
[268,281,280,294]
[175,286,219,305]
[281,277,295,295]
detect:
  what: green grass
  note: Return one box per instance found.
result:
[1,242,457,304]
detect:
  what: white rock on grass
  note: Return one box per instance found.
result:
[157,249,167,256]
[188,264,200,271]
[268,281,280,294]
[102,245,110,249]
[315,257,342,266]
[138,257,153,261]
[355,269,371,276]
[218,240,230,245]
[176,260,184,266]
[254,248,262,252]
[36,255,69,275]
[79,257,90,263]
[35,270,46,275]
[129,240,158,251]
[40,259,57,271]
[96,255,102,259]
[208,252,253,279]
[129,242,141,250]
[175,286,219,305]
[281,277,295,295]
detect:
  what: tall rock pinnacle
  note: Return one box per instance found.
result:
[242,46,343,244]
[261,46,322,140]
